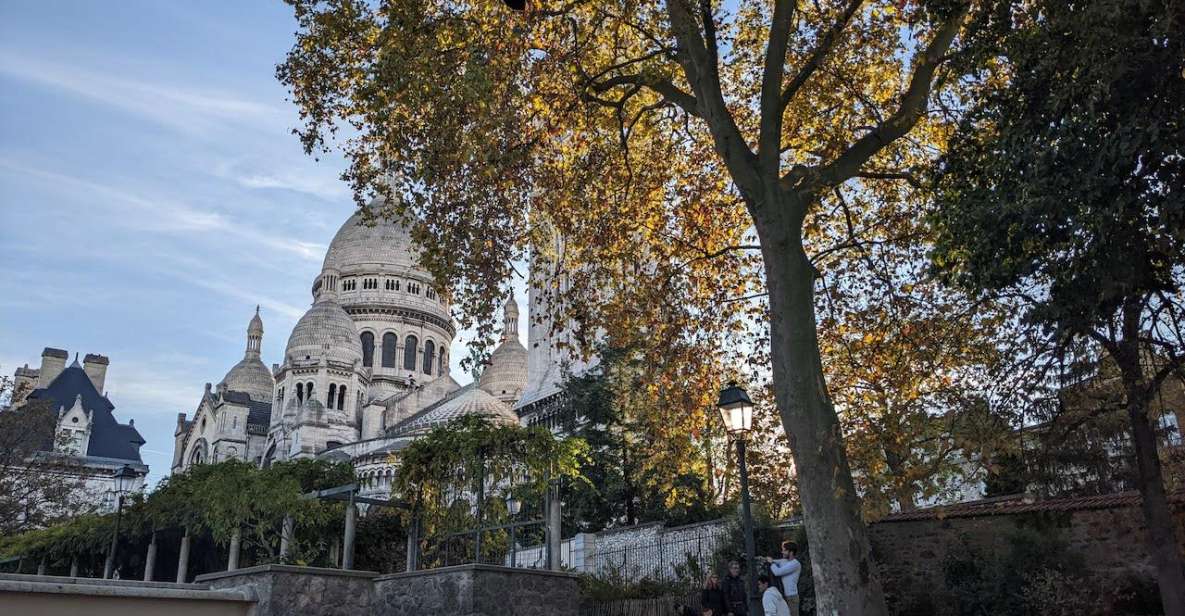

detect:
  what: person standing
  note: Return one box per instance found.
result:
[701,572,729,616]
[722,560,748,615]
[757,574,790,616]
[767,542,801,616]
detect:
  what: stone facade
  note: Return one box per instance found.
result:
[373,564,579,616]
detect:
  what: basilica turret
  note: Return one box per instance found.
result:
[478,295,528,406]
[219,306,275,403]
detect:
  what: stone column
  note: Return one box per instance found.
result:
[405,517,419,572]
[144,532,158,581]
[69,556,79,578]
[37,557,46,576]
[546,481,562,571]
[342,499,357,570]
[279,515,294,563]
[228,527,241,571]
[177,530,191,583]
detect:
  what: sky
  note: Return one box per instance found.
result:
[0,1,525,486]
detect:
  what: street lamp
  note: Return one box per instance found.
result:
[505,493,522,568]
[717,381,757,616]
[103,465,139,579]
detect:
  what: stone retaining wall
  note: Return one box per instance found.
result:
[374,563,580,616]
[197,564,378,616]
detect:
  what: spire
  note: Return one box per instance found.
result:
[70,353,81,368]
[502,294,519,340]
[246,307,264,358]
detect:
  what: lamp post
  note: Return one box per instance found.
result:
[717,381,757,616]
[103,465,139,579]
[506,493,522,567]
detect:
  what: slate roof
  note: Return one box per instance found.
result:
[877,490,1185,523]
[386,383,518,437]
[220,390,273,429]
[26,363,145,462]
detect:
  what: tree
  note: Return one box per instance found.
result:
[559,345,731,530]
[278,1,994,610]
[0,376,92,534]
[931,0,1185,610]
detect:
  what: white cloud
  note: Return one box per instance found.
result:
[0,51,286,137]
[0,158,325,263]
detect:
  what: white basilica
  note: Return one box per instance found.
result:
[171,200,585,498]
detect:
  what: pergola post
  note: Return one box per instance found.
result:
[228,527,241,571]
[69,556,79,578]
[405,517,419,572]
[279,515,294,563]
[37,556,46,576]
[176,530,191,583]
[546,480,561,571]
[143,531,157,581]
[342,491,357,570]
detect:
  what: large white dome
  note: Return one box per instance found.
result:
[322,200,420,274]
[285,297,362,365]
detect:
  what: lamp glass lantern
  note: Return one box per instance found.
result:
[113,464,138,495]
[716,382,754,436]
[506,494,522,516]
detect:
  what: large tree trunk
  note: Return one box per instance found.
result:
[757,194,889,616]
[1114,326,1185,616]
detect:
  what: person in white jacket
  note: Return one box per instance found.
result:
[757,574,790,616]
[766,541,802,616]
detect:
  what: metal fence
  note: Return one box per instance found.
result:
[415,520,552,570]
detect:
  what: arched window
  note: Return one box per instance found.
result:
[337,385,346,410]
[439,353,445,375]
[328,383,337,408]
[404,335,418,371]
[306,382,314,402]
[360,332,375,368]
[296,382,304,403]
[382,333,397,368]
[423,340,435,375]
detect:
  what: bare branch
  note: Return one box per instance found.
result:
[759,0,796,168]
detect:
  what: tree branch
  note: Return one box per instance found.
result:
[587,73,701,117]
[759,0,796,169]
[806,4,968,190]
[781,0,864,109]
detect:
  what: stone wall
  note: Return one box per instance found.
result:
[868,493,1185,614]
[374,563,580,616]
[197,564,377,616]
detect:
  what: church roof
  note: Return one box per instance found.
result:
[322,198,420,274]
[220,356,274,402]
[285,296,362,365]
[478,337,528,400]
[387,383,519,437]
[219,390,273,430]
[26,364,144,462]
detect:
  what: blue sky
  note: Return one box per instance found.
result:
[0,1,519,486]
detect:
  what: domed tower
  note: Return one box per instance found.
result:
[267,285,369,462]
[478,295,528,406]
[218,306,274,402]
[316,198,456,401]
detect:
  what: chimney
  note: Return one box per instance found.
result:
[38,348,68,387]
[83,354,110,394]
[13,364,39,402]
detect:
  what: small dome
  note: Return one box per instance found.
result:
[389,385,519,437]
[220,357,274,402]
[478,338,528,405]
[285,297,362,365]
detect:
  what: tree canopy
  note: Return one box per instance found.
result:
[931,0,1185,610]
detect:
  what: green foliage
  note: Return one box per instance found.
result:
[559,346,732,531]
[932,0,1185,334]
[0,459,354,573]
[940,525,1087,616]
[393,414,589,535]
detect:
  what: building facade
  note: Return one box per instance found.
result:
[8,348,149,515]
[171,199,585,497]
